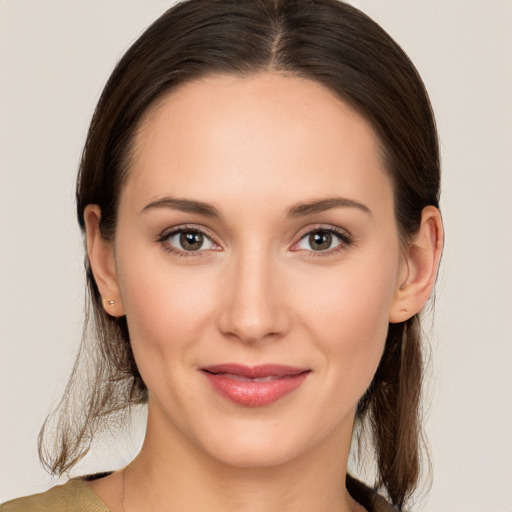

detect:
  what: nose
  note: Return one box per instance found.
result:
[217,248,291,344]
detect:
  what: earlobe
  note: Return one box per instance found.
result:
[389,206,444,323]
[83,205,125,317]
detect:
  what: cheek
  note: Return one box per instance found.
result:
[295,255,397,335]
[291,254,399,393]
[115,246,218,370]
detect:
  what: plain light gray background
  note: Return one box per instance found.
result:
[1,1,511,510]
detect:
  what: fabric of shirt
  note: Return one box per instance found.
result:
[0,479,108,512]
[1,474,397,512]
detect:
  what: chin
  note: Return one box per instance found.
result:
[189,414,345,470]
[203,439,306,469]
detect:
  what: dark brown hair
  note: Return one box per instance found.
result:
[39,1,440,509]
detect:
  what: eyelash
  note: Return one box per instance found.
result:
[293,226,353,259]
[157,224,353,259]
[157,224,219,258]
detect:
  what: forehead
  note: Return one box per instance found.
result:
[124,72,392,215]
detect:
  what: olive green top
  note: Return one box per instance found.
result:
[1,474,397,512]
[1,479,109,512]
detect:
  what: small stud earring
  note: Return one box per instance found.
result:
[106,300,115,307]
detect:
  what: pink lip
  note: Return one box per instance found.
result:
[201,364,310,407]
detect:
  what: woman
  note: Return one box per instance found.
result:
[1,0,443,511]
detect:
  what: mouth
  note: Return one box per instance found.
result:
[200,364,310,407]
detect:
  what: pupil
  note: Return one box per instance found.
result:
[180,231,203,251]
[310,231,332,250]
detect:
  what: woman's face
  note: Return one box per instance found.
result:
[111,72,406,467]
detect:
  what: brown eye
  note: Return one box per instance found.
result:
[295,228,350,253]
[166,229,214,252]
[308,231,332,251]
[180,231,204,251]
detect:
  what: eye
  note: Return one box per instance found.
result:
[295,228,351,253]
[161,227,218,254]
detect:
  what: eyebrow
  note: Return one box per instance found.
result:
[286,197,372,218]
[141,197,222,218]
[141,195,371,218]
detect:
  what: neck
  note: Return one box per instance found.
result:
[121,404,362,512]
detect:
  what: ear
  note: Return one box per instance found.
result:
[389,205,444,323]
[84,205,125,317]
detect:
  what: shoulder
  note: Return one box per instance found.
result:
[347,474,398,512]
[0,479,110,512]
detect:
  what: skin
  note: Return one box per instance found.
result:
[84,72,443,512]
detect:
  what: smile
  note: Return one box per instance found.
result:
[201,364,310,407]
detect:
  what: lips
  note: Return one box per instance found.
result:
[201,364,310,407]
